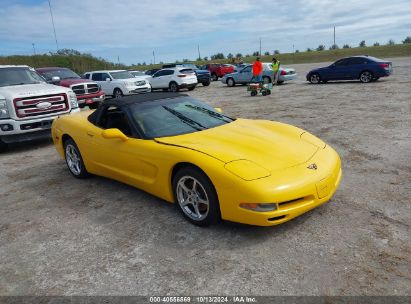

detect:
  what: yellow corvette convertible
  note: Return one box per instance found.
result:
[52,92,342,226]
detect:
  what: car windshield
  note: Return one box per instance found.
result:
[110,71,134,79]
[130,71,145,77]
[0,67,45,87]
[129,96,234,138]
[39,68,80,81]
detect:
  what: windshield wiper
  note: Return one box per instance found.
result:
[185,104,233,122]
[162,106,207,131]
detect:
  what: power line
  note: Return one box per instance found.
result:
[47,0,59,52]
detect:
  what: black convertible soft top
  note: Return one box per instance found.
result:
[102,92,188,107]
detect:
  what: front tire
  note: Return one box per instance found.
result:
[202,80,210,86]
[64,138,89,178]
[0,138,8,153]
[309,73,321,84]
[360,71,373,83]
[211,73,218,81]
[113,88,123,98]
[227,78,235,87]
[173,167,220,226]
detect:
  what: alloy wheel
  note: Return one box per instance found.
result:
[65,144,81,176]
[176,176,209,221]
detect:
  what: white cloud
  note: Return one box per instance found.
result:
[0,0,410,63]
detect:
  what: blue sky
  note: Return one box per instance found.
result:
[0,0,410,65]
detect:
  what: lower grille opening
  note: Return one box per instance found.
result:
[268,215,286,221]
[278,197,305,207]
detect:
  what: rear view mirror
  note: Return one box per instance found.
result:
[214,107,222,113]
[102,128,128,141]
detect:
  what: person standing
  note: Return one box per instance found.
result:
[252,57,263,83]
[271,57,281,85]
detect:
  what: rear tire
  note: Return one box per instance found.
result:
[211,73,218,81]
[188,86,196,91]
[173,166,220,226]
[263,76,271,84]
[169,82,179,92]
[202,80,210,86]
[64,138,89,179]
[276,80,284,85]
[251,91,257,96]
[360,71,373,83]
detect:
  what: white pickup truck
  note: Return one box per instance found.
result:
[0,65,80,150]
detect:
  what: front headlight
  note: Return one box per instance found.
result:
[68,91,78,109]
[301,132,326,149]
[240,203,277,212]
[0,99,10,119]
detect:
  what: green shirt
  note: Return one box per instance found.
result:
[272,61,280,72]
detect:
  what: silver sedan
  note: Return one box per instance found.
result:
[221,63,297,86]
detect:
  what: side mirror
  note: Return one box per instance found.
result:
[102,128,128,141]
[51,76,60,83]
[214,107,223,113]
[105,78,111,82]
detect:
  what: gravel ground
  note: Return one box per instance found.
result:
[0,57,410,296]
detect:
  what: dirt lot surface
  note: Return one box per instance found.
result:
[1,57,410,296]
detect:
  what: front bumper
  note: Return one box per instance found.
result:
[0,109,80,143]
[126,84,151,95]
[77,92,105,107]
[279,73,298,82]
[217,145,342,226]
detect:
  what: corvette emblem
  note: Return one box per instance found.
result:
[307,163,318,170]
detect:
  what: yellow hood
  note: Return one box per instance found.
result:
[156,119,319,172]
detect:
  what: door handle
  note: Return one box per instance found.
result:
[87,132,94,137]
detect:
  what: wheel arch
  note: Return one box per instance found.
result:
[359,69,374,79]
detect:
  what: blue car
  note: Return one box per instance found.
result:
[306,56,392,84]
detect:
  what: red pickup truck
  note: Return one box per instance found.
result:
[36,67,105,109]
[201,64,234,81]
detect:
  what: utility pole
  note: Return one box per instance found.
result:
[32,43,36,55]
[197,45,201,60]
[117,56,120,65]
[259,37,262,56]
[47,0,59,52]
[333,26,336,48]
[153,50,156,64]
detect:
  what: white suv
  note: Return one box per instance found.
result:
[83,70,151,98]
[149,67,197,92]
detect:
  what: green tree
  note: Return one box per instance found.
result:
[274,50,280,54]
[329,44,339,50]
[210,53,225,60]
[306,48,312,52]
[403,36,411,43]
[235,53,242,58]
[373,42,380,46]
[316,44,325,51]
[252,51,260,56]
[203,56,208,61]
[342,44,350,49]
[227,53,234,59]
[264,51,270,56]
[387,39,395,45]
[359,40,366,47]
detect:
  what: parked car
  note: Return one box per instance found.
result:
[234,63,248,72]
[0,65,79,151]
[52,92,341,226]
[201,63,234,81]
[221,63,297,86]
[129,70,151,81]
[163,63,211,86]
[150,67,197,92]
[145,69,160,76]
[306,56,393,84]
[36,67,105,109]
[83,70,151,98]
